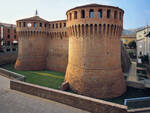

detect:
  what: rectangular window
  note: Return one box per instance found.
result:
[34,22,36,27]
[49,24,51,28]
[8,29,10,33]
[81,10,85,18]
[89,9,94,18]
[98,9,102,18]
[56,23,58,28]
[107,9,111,18]
[64,23,66,27]
[52,24,54,28]
[119,12,122,20]
[45,24,47,28]
[114,11,118,19]
[23,22,26,27]
[7,35,10,39]
[70,13,72,20]
[14,29,16,33]
[40,23,42,27]
[7,41,10,46]
[14,35,16,39]
[74,11,77,19]
[60,23,62,28]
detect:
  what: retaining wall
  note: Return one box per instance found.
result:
[10,80,127,113]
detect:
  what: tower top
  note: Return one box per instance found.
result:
[35,9,38,16]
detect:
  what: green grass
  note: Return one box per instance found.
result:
[1,64,65,89]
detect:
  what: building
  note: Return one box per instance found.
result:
[136,26,150,57]
[15,4,126,99]
[0,23,18,52]
[121,34,136,45]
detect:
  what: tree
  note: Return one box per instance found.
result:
[128,40,136,49]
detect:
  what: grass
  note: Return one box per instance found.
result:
[1,64,65,89]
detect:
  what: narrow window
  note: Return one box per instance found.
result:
[40,23,42,27]
[8,29,10,33]
[7,41,10,46]
[14,35,16,39]
[119,12,122,20]
[52,24,54,28]
[89,9,94,18]
[56,23,58,28]
[19,22,21,27]
[81,10,85,18]
[70,13,72,20]
[98,9,102,18]
[23,22,26,27]
[60,23,62,28]
[107,9,111,18]
[74,11,77,19]
[64,23,66,27]
[34,22,36,27]
[49,24,51,28]
[114,11,117,19]
[45,24,47,28]
[7,35,10,39]
[14,29,16,33]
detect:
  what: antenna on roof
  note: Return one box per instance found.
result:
[35,9,38,16]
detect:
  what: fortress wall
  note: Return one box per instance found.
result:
[15,31,47,70]
[65,4,126,98]
[46,20,68,72]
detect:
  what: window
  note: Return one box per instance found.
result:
[23,22,26,27]
[8,29,10,33]
[107,9,111,18]
[70,13,72,20]
[6,48,10,52]
[45,24,47,28]
[7,35,10,39]
[60,23,62,28]
[49,24,51,28]
[12,48,16,51]
[14,35,16,39]
[81,10,85,18]
[56,23,58,28]
[74,11,77,19]
[119,12,122,20]
[64,23,66,27]
[19,22,21,27]
[40,23,42,27]
[14,29,16,33]
[98,9,102,18]
[34,22,37,27]
[7,41,10,46]
[114,11,117,19]
[52,24,54,28]
[89,9,94,18]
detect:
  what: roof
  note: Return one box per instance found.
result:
[136,26,150,32]
[121,34,136,38]
[66,3,124,14]
[17,16,48,22]
[0,22,16,28]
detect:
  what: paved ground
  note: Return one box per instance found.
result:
[0,75,89,113]
[127,61,138,82]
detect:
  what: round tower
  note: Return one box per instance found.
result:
[15,16,49,70]
[65,4,126,98]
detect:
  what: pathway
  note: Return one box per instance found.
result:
[127,62,138,82]
[0,75,89,113]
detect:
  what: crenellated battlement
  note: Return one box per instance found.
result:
[67,23,122,38]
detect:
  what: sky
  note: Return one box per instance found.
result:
[0,0,150,29]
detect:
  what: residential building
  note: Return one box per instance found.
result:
[0,23,18,52]
[136,26,150,57]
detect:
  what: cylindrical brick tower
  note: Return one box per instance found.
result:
[15,16,49,70]
[65,4,126,98]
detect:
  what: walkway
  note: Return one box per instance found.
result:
[127,62,138,82]
[0,75,89,113]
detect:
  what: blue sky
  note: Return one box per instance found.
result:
[0,0,150,29]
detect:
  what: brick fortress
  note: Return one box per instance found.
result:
[15,4,126,98]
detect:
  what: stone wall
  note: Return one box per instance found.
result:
[10,80,127,113]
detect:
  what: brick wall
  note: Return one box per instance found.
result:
[10,80,127,113]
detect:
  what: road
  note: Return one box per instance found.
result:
[0,75,89,113]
